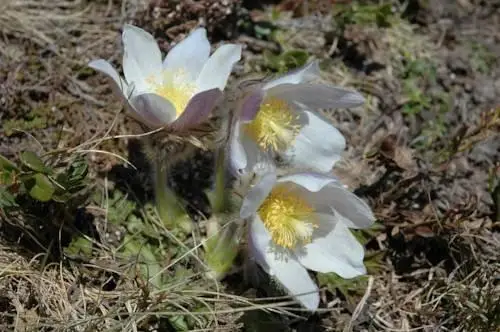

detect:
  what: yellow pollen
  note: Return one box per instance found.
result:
[258,187,317,249]
[147,70,196,116]
[243,97,301,152]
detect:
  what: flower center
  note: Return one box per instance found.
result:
[258,187,317,249]
[243,97,301,152]
[147,69,196,117]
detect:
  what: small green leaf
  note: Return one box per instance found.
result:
[254,24,272,38]
[122,236,163,288]
[52,192,72,203]
[0,154,19,172]
[0,187,18,208]
[280,49,309,70]
[169,316,189,331]
[1,170,15,186]
[68,158,88,182]
[64,236,93,257]
[20,151,51,174]
[317,272,368,308]
[24,173,55,202]
[107,190,136,225]
[54,173,69,190]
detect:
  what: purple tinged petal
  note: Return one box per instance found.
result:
[267,83,365,109]
[130,93,176,128]
[264,61,320,89]
[171,88,222,131]
[239,89,265,122]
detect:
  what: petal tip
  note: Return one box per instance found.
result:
[87,59,104,69]
[349,91,366,106]
[122,23,155,42]
[306,60,321,76]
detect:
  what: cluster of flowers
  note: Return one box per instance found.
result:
[90,25,375,311]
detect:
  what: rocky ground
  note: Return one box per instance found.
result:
[0,0,499,331]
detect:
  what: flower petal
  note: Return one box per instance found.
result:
[229,124,248,174]
[278,173,375,229]
[88,59,129,97]
[163,28,210,80]
[240,172,277,219]
[296,214,367,278]
[122,24,162,91]
[130,93,176,128]
[267,83,365,109]
[284,110,345,172]
[263,61,320,90]
[249,216,320,311]
[171,88,222,131]
[89,59,152,125]
[197,44,242,92]
[239,89,264,122]
[230,123,269,176]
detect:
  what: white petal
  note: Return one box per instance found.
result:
[163,28,210,80]
[89,59,151,124]
[264,61,320,90]
[248,215,272,271]
[278,173,375,229]
[196,44,242,92]
[296,214,366,278]
[240,172,277,219]
[88,59,128,96]
[229,124,248,174]
[284,110,345,172]
[172,88,222,131]
[267,83,365,109]
[249,217,320,311]
[278,172,340,192]
[130,93,176,128]
[122,24,162,92]
[229,125,265,175]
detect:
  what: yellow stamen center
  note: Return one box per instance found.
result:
[243,97,301,152]
[147,70,196,117]
[258,187,317,249]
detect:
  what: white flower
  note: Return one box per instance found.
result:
[230,61,365,174]
[89,24,242,130]
[240,171,375,311]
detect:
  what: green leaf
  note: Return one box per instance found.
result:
[107,190,136,225]
[263,49,310,73]
[169,316,189,331]
[364,250,384,274]
[64,236,93,257]
[280,49,309,70]
[68,157,88,183]
[122,235,163,288]
[317,272,368,308]
[52,192,72,203]
[24,173,55,202]
[254,24,273,38]
[0,170,16,187]
[0,187,18,208]
[0,154,19,172]
[20,151,51,174]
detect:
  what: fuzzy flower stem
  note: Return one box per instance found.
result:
[205,217,241,280]
[212,147,229,214]
[153,156,190,230]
